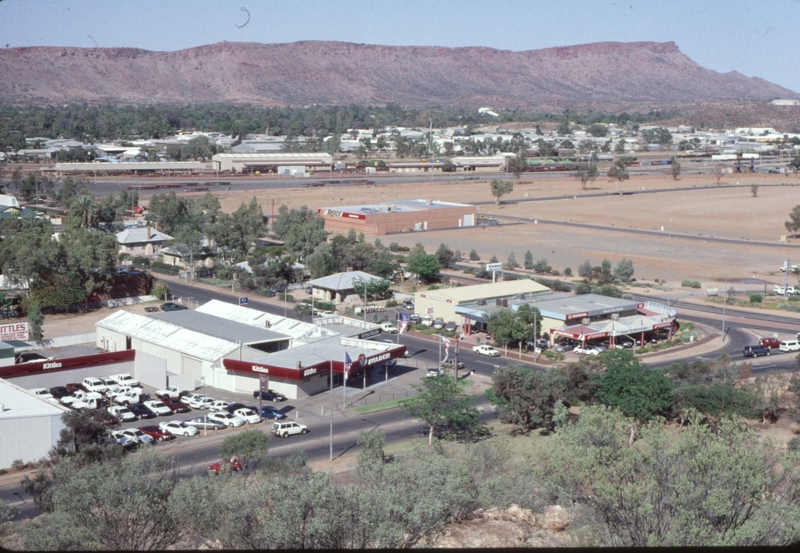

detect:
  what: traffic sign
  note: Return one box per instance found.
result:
[239,297,249,306]
[486,262,503,271]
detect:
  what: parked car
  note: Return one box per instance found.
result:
[185,416,226,431]
[155,386,189,400]
[743,345,771,357]
[109,430,137,449]
[402,301,414,310]
[443,321,457,333]
[780,340,800,352]
[552,342,575,353]
[257,405,286,420]
[100,376,121,389]
[271,420,309,438]
[64,382,88,394]
[48,386,72,400]
[128,402,157,419]
[420,316,433,327]
[208,400,231,412]
[162,397,191,413]
[223,402,248,415]
[207,412,246,428]
[473,344,501,357]
[29,388,54,400]
[108,405,137,423]
[432,318,445,330]
[158,420,199,437]
[118,428,154,445]
[187,395,215,409]
[82,377,109,394]
[615,337,635,349]
[759,337,781,349]
[380,322,399,334]
[574,345,601,356]
[161,302,188,311]
[208,456,244,475]
[138,425,176,442]
[143,400,172,416]
[253,389,287,402]
[409,314,421,324]
[232,408,263,424]
[109,373,140,388]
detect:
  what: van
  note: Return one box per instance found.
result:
[779,340,800,352]
[743,345,770,357]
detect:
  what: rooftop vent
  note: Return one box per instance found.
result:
[477,298,486,305]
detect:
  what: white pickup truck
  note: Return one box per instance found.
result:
[773,285,798,295]
[472,344,501,357]
[155,386,188,400]
[64,392,108,410]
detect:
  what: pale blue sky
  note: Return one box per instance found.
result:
[1,0,799,93]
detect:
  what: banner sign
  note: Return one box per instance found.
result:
[0,349,135,379]
[0,322,29,341]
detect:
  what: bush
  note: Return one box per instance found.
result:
[681,279,693,287]
[463,267,475,274]
[385,299,399,308]
[543,350,565,361]
[394,254,407,264]
[277,293,295,302]
[789,295,800,302]
[749,294,763,304]
[389,242,400,252]
[469,249,480,261]
[11,459,25,470]
[691,281,701,288]
[551,279,571,292]
[575,282,592,295]
[150,261,180,274]
[564,267,572,276]
[789,436,800,452]
[428,284,441,290]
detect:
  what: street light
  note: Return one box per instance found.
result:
[311,353,334,461]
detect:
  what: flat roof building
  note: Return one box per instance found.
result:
[318,199,476,236]
[212,153,332,174]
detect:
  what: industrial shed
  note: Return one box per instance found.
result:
[318,199,476,236]
[0,379,69,469]
[211,153,332,174]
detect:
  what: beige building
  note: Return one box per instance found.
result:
[319,199,476,237]
[414,279,550,333]
[211,153,332,174]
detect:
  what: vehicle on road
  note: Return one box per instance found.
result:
[128,402,157,419]
[760,337,781,349]
[257,405,286,420]
[780,340,800,352]
[253,389,287,402]
[185,416,226,431]
[473,344,501,357]
[743,345,771,357]
[402,301,414,310]
[380,322,398,334]
[271,421,309,438]
[158,420,199,437]
[208,412,246,427]
[138,425,176,442]
[208,457,243,475]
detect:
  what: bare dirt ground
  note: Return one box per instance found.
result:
[196,171,800,288]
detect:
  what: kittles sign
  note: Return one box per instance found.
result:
[0,322,29,341]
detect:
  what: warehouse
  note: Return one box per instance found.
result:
[318,199,477,236]
[211,153,333,174]
[0,379,69,469]
[414,280,550,333]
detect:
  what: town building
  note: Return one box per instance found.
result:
[211,153,333,174]
[116,226,173,257]
[307,271,388,303]
[318,199,476,236]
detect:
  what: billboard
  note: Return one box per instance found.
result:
[0,322,29,341]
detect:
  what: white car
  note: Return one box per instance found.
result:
[472,344,501,357]
[109,373,140,388]
[380,322,398,334]
[143,400,172,416]
[108,405,137,422]
[81,377,108,394]
[158,420,199,437]
[29,388,54,400]
[109,430,137,448]
[574,345,601,356]
[271,420,309,438]
[118,428,154,445]
[232,408,263,424]
[187,395,215,409]
[208,400,231,412]
[207,412,246,428]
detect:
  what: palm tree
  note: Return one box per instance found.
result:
[70,193,98,228]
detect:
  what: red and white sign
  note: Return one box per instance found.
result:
[0,322,29,341]
[0,349,135,379]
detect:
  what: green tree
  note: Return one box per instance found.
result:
[537,406,800,547]
[578,260,593,280]
[789,153,800,176]
[506,252,517,269]
[598,350,673,424]
[435,243,455,269]
[401,375,485,445]
[579,164,598,189]
[614,138,626,153]
[407,253,440,284]
[523,250,533,270]
[68,193,99,228]
[469,249,480,261]
[587,123,608,137]
[27,302,44,341]
[271,205,327,261]
[487,306,539,349]
[785,204,800,236]
[352,276,391,300]
[557,119,571,135]
[670,156,681,180]
[218,429,270,470]
[613,258,635,283]
[607,160,629,184]
[489,179,514,204]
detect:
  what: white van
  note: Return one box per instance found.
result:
[779,340,800,352]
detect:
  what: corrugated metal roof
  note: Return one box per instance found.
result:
[147,310,288,345]
[0,379,70,419]
[194,300,339,342]
[307,271,386,291]
[425,279,548,303]
[116,227,173,244]
[96,311,239,362]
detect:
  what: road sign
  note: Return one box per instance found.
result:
[486,262,503,271]
[259,374,269,392]
[426,307,434,314]
[239,297,249,306]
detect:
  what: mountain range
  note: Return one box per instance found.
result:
[0,40,795,108]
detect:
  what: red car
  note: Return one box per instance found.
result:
[137,425,176,442]
[65,382,88,394]
[162,397,191,413]
[208,457,244,475]
[759,337,781,349]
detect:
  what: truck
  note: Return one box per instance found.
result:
[71,393,109,411]
[155,386,188,400]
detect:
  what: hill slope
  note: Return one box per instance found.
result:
[0,40,795,107]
